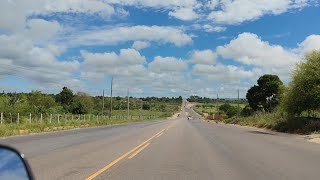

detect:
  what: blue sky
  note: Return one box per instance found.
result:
[0,0,320,98]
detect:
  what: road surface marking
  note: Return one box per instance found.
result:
[156,132,163,138]
[128,142,151,159]
[86,125,170,180]
[166,124,174,130]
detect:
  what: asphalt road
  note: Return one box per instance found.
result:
[1,106,320,180]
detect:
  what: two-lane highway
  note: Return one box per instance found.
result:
[1,106,320,180]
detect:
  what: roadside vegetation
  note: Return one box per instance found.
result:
[193,102,246,118]
[0,88,181,137]
[192,50,320,134]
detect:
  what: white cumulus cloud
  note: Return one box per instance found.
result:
[132,41,151,50]
[208,0,312,24]
[203,25,226,32]
[0,0,115,31]
[169,8,199,21]
[71,25,192,47]
[216,32,320,80]
[190,50,217,65]
[0,34,82,88]
[24,19,62,43]
[295,35,320,55]
[149,56,188,73]
[192,64,254,83]
[81,48,147,82]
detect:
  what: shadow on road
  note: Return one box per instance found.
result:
[247,130,276,136]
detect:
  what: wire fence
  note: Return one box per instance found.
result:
[0,112,158,125]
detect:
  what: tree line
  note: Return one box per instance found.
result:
[189,50,320,122]
[187,96,247,104]
[0,87,182,116]
[245,51,320,119]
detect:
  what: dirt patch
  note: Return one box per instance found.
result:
[309,138,320,144]
[167,112,181,120]
[305,134,320,144]
[18,130,30,135]
[203,113,209,118]
[186,102,195,109]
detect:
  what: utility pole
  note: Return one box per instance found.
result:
[109,77,113,118]
[102,89,105,116]
[127,88,130,119]
[216,93,219,114]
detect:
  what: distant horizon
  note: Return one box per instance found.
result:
[0,89,247,100]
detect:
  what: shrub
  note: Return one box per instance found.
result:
[219,103,238,117]
[241,105,254,117]
[282,51,320,116]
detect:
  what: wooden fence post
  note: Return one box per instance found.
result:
[50,114,52,123]
[17,113,20,124]
[57,114,60,123]
[1,112,3,124]
[40,114,43,123]
[9,113,12,123]
[29,113,32,124]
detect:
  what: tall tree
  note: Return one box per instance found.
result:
[247,74,284,112]
[71,92,94,114]
[28,91,56,114]
[56,87,74,111]
[219,103,237,117]
[282,51,320,116]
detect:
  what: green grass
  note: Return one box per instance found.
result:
[193,103,320,134]
[193,103,246,116]
[221,113,320,134]
[0,117,163,137]
[223,113,284,128]
[0,109,178,137]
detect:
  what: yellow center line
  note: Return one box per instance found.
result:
[156,132,164,138]
[85,125,170,180]
[166,124,174,130]
[128,142,151,159]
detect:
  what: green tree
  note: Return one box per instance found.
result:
[241,105,254,117]
[219,103,238,117]
[28,91,56,114]
[1,93,29,115]
[142,103,150,110]
[71,92,94,114]
[159,104,166,111]
[247,74,284,112]
[4,93,22,108]
[56,87,74,111]
[282,51,320,116]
